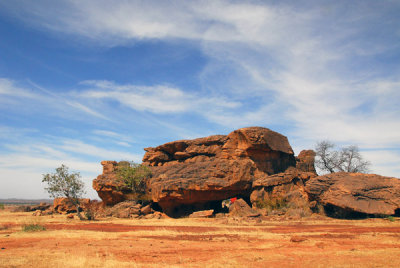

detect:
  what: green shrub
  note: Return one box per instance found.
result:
[255,196,289,211]
[22,224,46,232]
[116,161,152,201]
[387,216,395,222]
[0,203,4,210]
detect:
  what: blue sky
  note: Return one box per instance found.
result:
[0,0,399,199]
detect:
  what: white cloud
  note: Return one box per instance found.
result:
[0,1,399,182]
[0,135,145,199]
[80,80,240,115]
[0,78,109,121]
[0,78,38,98]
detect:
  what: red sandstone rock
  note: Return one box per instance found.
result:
[250,167,317,206]
[305,172,400,216]
[53,197,90,214]
[189,209,214,218]
[92,161,130,206]
[296,150,317,174]
[229,199,260,217]
[142,127,296,215]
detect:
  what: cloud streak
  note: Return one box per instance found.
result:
[0,0,399,201]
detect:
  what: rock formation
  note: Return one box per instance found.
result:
[53,197,91,214]
[143,127,296,215]
[305,172,400,216]
[250,167,317,206]
[92,161,130,206]
[91,126,400,219]
[296,150,317,174]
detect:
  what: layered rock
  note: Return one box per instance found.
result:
[250,167,317,206]
[144,127,296,215]
[305,172,400,216]
[92,161,130,206]
[296,150,317,174]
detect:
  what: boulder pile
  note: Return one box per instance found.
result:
[92,126,400,219]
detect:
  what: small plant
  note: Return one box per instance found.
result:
[0,203,4,210]
[255,196,289,211]
[387,216,395,222]
[84,207,96,221]
[22,223,46,232]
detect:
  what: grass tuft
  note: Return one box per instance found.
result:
[22,223,46,232]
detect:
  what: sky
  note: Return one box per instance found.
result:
[0,0,399,199]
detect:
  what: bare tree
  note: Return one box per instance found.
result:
[315,141,370,174]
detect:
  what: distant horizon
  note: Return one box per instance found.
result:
[1,1,399,199]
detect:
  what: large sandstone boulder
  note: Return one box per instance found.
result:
[144,127,296,215]
[305,172,400,216]
[250,167,317,206]
[92,161,130,206]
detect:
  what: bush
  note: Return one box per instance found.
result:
[387,216,395,222]
[255,196,289,211]
[116,161,152,201]
[22,224,46,232]
[84,207,96,221]
[0,203,4,210]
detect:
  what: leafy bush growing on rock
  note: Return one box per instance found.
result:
[315,141,370,174]
[116,161,152,202]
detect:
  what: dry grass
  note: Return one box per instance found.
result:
[1,209,400,268]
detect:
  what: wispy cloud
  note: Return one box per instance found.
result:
[0,77,109,121]
[79,80,240,115]
[0,0,399,185]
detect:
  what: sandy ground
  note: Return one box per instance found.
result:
[1,208,400,267]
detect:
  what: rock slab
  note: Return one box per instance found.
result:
[305,172,400,216]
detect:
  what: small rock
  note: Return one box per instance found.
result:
[290,236,307,243]
[189,210,214,218]
[140,204,153,215]
[67,214,74,219]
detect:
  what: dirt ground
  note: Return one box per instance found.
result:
[1,207,400,268]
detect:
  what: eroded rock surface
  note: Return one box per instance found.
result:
[92,161,130,206]
[229,198,260,217]
[250,167,317,206]
[53,197,91,214]
[296,150,317,174]
[305,172,400,216]
[144,127,296,215]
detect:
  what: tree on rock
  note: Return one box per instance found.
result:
[315,141,370,174]
[42,164,86,219]
[116,161,151,202]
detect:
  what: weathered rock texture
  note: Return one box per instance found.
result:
[143,127,296,215]
[305,172,400,216]
[229,198,260,217]
[296,150,317,174]
[53,198,91,214]
[251,167,317,206]
[92,161,130,206]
